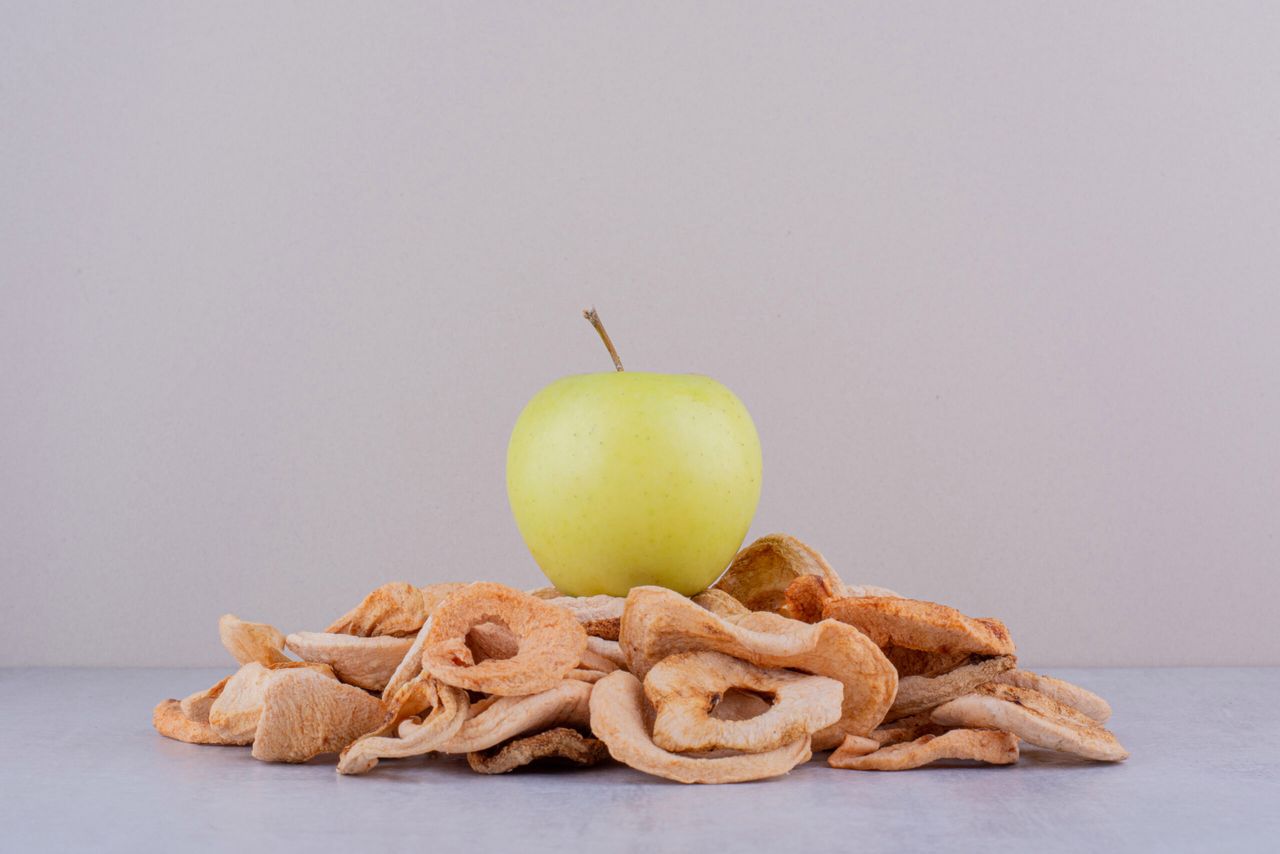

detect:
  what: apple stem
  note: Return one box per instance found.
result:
[583,307,625,372]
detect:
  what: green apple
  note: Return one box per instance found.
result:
[506,369,762,597]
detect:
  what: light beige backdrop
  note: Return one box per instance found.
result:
[3,2,1278,666]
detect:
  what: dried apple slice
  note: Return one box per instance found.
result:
[380,617,432,701]
[219,614,290,666]
[326,582,426,637]
[153,699,244,746]
[285,632,412,692]
[580,645,620,674]
[422,582,586,696]
[466,728,609,774]
[782,574,838,623]
[208,661,335,742]
[439,679,593,753]
[711,534,847,615]
[886,655,1016,721]
[991,669,1112,723]
[586,637,627,670]
[589,671,812,784]
[870,711,949,746]
[620,586,896,745]
[179,675,230,723]
[931,683,1128,762]
[251,668,385,763]
[691,589,750,619]
[544,594,625,641]
[336,674,470,775]
[823,596,1015,657]
[882,646,975,678]
[830,735,880,757]
[830,729,1020,770]
[645,651,843,754]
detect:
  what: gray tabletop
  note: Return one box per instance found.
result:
[1,667,1276,852]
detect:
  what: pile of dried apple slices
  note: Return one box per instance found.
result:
[153,534,1126,782]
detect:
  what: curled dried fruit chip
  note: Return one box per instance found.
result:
[620,586,896,744]
[931,683,1128,762]
[208,661,336,742]
[870,711,949,746]
[783,574,839,623]
[586,637,627,670]
[285,632,413,692]
[580,645,620,674]
[786,578,901,622]
[830,729,1019,770]
[712,534,846,615]
[546,594,625,641]
[830,734,880,757]
[883,646,975,678]
[691,589,750,620]
[374,590,478,701]
[589,671,812,784]
[336,675,470,775]
[440,679,593,754]
[153,699,244,746]
[823,597,1015,657]
[380,617,432,701]
[992,670,1111,723]
[251,668,386,763]
[422,582,586,696]
[179,676,230,723]
[326,582,426,637]
[567,668,609,683]
[645,651,843,754]
[219,614,290,666]
[466,727,609,775]
[886,655,1016,722]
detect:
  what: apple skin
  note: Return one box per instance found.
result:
[507,371,762,597]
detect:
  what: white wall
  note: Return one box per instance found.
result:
[3,2,1277,667]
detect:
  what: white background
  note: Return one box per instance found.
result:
[3,2,1277,666]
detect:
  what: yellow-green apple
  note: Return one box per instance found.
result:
[506,313,762,596]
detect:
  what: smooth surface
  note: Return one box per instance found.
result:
[4,3,1280,666]
[2,667,1277,852]
[507,372,762,596]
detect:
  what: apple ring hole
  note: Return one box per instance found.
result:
[709,688,775,721]
[465,618,519,663]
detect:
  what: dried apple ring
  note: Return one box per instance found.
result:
[422,582,587,696]
[589,671,812,784]
[620,586,897,746]
[645,651,843,754]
